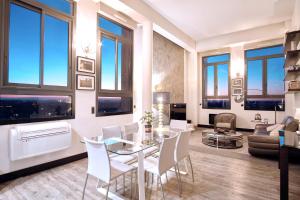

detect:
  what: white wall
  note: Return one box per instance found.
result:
[0,0,134,175]
[198,42,286,129]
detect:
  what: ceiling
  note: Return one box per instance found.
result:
[143,0,295,41]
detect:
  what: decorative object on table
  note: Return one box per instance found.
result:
[140,111,154,133]
[77,56,95,74]
[254,113,261,121]
[232,78,243,87]
[289,81,300,90]
[287,65,300,72]
[76,74,95,90]
[153,92,170,128]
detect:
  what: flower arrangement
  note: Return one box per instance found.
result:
[140,111,154,132]
[140,111,154,125]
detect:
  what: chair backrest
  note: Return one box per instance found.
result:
[102,125,123,139]
[170,120,188,131]
[124,122,139,141]
[175,130,191,162]
[84,138,111,183]
[158,135,178,175]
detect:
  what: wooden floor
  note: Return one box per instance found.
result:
[1,131,300,200]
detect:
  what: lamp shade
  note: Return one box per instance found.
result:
[294,108,300,120]
[153,92,170,104]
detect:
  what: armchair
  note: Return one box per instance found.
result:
[214,113,236,132]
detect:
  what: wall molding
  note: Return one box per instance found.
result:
[0,153,87,183]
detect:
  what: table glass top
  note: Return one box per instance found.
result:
[84,129,178,155]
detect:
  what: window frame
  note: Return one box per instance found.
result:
[202,53,231,109]
[96,14,133,116]
[244,44,285,104]
[0,0,77,124]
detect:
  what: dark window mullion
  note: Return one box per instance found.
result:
[214,64,218,97]
[40,10,45,88]
[115,38,118,91]
[262,58,267,97]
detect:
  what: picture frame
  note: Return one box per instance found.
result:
[232,78,243,87]
[232,87,243,96]
[77,56,95,74]
[76,74,95,90]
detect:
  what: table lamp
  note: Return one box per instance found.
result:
[153,92,170,128]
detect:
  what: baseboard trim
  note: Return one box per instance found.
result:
[197,124,253,132]
[0,152,87,183]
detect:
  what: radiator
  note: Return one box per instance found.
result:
[9,121,72,161]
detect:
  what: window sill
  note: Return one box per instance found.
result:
[96,111,133,117]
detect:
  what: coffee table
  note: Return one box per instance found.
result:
[202,130,243,149]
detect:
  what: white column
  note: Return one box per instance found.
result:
[185,50,198,125]
[141,21,153,112]
[133,27,143,122]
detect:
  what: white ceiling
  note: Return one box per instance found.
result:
[143,0,295,41]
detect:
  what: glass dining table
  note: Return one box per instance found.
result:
[82,129,177,200]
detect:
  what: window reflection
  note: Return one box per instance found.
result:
[98,97,132,115]
[0,95,72,123]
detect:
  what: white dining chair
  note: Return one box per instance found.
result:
[101,125,136,163]
[170,119,188,132]
[124,122,139,139]
[102,125,124,139]
[141,135,181,199]
[124,122,158,157]
[174,130,194,195]
[102,126,137,192]
[82,138,136,200]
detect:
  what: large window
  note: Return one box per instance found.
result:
[202,54,230,109]
[0,0,75,124]
[245,45,285,111]
[97,16,133,116]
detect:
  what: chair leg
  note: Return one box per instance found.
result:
[123,174,125,194]
[188,155,195,183]
[177,164,183,196]
[130,170,133,199]
[115,178,118,192]
[105,183,110,200]
[174,165,182,197]
[165,172,168,182]
[159,176,165,200]
[82,174,89,200]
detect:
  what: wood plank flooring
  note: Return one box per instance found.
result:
[1,131,300,200]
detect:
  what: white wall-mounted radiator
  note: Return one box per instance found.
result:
[9,121,72,161]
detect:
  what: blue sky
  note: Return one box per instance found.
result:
[9,3,69,86]
[99,17,123,90]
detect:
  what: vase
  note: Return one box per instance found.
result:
[145,124,152,133]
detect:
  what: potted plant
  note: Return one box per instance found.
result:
[140,111,154,133]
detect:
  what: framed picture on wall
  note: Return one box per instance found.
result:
[77,56,95,74]
[232,78,243,87]
[76,75,95,90]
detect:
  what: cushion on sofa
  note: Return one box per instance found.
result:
[269,124,284,137]
[285,119,299,132]
[216,122,231,128]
